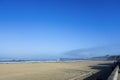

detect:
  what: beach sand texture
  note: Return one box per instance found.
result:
[0,61,112,80]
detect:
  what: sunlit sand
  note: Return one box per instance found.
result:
[0,61,111,80]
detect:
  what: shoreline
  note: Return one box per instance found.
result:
[0,60,112,64]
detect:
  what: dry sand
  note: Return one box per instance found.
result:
[0,61,112,80]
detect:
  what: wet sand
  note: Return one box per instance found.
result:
[0,61,112,80]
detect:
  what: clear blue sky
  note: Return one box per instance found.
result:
[0,0,120,59]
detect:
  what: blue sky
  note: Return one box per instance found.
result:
[0,0,120,59]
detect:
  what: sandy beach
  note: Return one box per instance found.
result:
[0,61,112,80]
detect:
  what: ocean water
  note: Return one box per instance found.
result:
[0,58,86,64]
[0,59,58,64]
